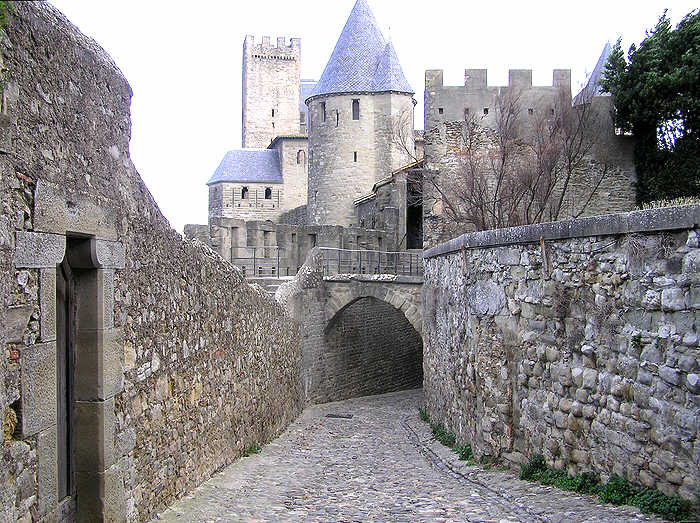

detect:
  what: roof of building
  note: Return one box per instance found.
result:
[573,42,613,106]
[308,0,413,101]
[207,149,283,185]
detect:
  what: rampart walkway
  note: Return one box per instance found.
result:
[155,390,660,522]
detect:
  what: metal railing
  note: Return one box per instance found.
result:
[232,246,289,278]
[319,248,423,277]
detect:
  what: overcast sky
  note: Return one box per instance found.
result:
[48,0,696,233]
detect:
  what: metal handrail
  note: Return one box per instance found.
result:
[318,248,423,277]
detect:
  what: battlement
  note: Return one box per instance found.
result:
[244,35,301,60]
[426,68,571,91]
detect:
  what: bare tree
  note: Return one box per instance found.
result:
[426,88,610,233]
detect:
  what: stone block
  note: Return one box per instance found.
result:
[659,366,681,386]
[94,240,125,269]
[75,463,125,522]
[33,180,118,240]
[76,269,114,331]
[74,328,123,401]
[20,342,57,436]
[14,231,66,268]
[582,369,598,389]
[661,287,687,312]
[39,269,57,341]
[37,425,57,516]
[6,305,33,344]
[74,397,115,473]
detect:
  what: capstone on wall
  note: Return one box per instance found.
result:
[307,92,415,226]
[1,4,302,521]
[242,35,301,148]
[422,206,700,505]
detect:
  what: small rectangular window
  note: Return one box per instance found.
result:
[291,233,297,243]
[272,109,275,117]
[528,108,534,115]
[321,102,326,122]
[353,152,358,162]
[483,108,489,115]
[336,110,339,127]
[352,99,360,120]
[438,108,444,115]
[309,234,317,247]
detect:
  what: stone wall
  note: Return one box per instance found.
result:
[209,181,284,222]
[423,206,700,505]
[423,70,636,249]
[1,4,302,521]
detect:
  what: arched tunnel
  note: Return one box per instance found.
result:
[318,296,423,402]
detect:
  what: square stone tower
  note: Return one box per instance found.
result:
[242,35,302,149]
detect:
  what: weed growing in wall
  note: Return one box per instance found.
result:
[520,455,693,521]
[0,1,11,29]
[242,442,262,457]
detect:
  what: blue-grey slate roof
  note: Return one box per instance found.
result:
[308,0,413,101]
[207,149,283,185]
[574,42,612,106]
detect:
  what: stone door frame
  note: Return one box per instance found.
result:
[13,180,126,520]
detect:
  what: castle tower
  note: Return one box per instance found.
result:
[305,0,415,226]
[242,35,302,148]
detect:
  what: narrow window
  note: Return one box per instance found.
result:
[264,187,272,199]
[353,152,358,162]
[321,102,326,122]
[241,186,249,199]
[356,235,362,248]
[336,110,339,127]
[378,236,383,249]
[291,233,297,243]
[271,108,275,117]
[352,99,360,120]
[297,150,306,166]
[528,108,534,115]
[483,107,489,115]
[438,108,444,115]
[550,108,555,116]
[309,233,317,247]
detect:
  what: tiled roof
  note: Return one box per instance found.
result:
[207,149,283,185]
[308,0,413,100]
[574,42,613,106]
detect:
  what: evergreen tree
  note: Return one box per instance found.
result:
[601,10,699,203]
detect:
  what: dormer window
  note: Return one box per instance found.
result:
[352,99,360,120]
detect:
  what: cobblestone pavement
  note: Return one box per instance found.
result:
[155,389,662,522]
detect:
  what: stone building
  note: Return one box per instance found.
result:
[193,0,421,274]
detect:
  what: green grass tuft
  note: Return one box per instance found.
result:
[242,442,262,457]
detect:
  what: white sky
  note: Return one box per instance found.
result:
[48,0,696,233]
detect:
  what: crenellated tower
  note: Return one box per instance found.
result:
[242,35,302,148]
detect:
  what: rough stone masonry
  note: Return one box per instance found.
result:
[422,206,700,505]
[0,3,302,521]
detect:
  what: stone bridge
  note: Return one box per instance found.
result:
[276,249,423,404]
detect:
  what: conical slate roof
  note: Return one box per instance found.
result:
[573,42,613,106]
[308,0,413,101]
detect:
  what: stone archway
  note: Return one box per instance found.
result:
[317,295,423,402]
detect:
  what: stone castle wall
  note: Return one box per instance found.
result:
[307,92,414,226]
[1,4,302,521]
[242,35,301,148]
[422,206,700,505]
[422,70,636,249]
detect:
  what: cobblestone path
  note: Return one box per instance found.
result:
[155,389,661,522]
